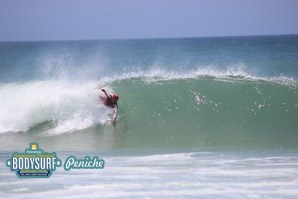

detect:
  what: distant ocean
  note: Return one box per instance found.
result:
[0,35,298,198]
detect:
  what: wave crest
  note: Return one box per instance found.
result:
[101,64,297,87]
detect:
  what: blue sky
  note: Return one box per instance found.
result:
[0,0,298,41]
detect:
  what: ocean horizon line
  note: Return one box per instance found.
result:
[1,33,298,43]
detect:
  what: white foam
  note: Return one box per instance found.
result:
[2,151,297,199]
[0,80,112,134]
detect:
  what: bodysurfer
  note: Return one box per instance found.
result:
[100,89,119,123]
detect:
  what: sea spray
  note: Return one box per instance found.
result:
[0,80,114,134]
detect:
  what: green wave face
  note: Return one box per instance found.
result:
[113,77,298,149]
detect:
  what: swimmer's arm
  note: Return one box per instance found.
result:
[101,89,110,98]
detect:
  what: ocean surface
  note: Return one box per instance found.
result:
[0,35,298,198]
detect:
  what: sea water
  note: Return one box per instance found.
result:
[0,35,298,198]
